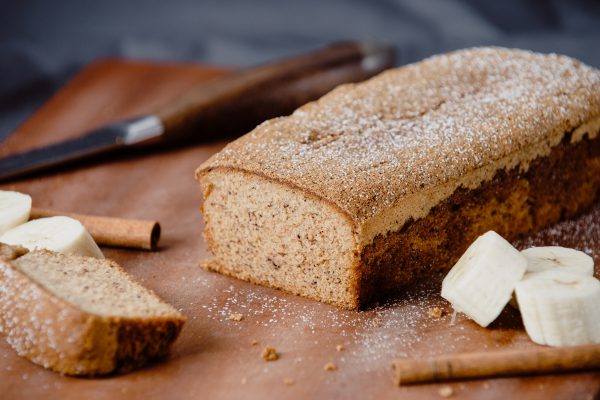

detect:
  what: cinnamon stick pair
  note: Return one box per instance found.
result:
[392,344,600,385]
[30,208,160,251]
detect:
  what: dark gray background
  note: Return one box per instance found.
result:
[1,0,600,141]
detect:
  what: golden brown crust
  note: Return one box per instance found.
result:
[0,259,185,375]
[113,317,185,373]
[197,47,600,230]
[357,132,600,306]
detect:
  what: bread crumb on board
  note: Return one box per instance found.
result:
[371,318,382,328]
[428,307,444,318]
[438,385,454,397]
[250,339,259,346]
[228,313,244,321]
[261,346,279,361]
[284,377,295,386]
[323,362,337,371]
[336,344,344,352]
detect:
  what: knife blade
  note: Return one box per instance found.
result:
[0,41,395,182]
[0,116,163,180]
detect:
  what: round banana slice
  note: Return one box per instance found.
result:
[0,190,32,235]
[522,246,594,276]
[515,270,600,346]
[0,216,104,258]
[510,246,595,310]
[441,230,527,327]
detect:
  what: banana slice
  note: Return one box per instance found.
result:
[0,216,104,258]
[441,231,527,327]
[0,191,32,235]
[510,246,595,309]
[522,246,594,276]
[515,270,600,346]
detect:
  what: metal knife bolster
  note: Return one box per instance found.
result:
[117,115,164,146]
[0,116,164,180]
[358,41,396,74]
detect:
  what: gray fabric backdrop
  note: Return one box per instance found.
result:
[1,0,599,141]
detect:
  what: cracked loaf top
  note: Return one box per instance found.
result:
[197,47,600,228]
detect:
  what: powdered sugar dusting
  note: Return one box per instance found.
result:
[0,260,80,367]
[515,201,600,264]
[197,271,506,376]
[200,47,600,223]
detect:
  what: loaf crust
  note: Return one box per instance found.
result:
[197,47,600,309]
[358,133,600,305]
[0,251,185,375]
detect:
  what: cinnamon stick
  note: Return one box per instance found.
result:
[392,344,600,385]
[30,208,160,251]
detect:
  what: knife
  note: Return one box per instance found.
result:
[0,41,395,182]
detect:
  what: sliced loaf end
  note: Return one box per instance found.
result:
[199,168,361,309]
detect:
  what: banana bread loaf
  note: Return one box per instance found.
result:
[196,47,600,309]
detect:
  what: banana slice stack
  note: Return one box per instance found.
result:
[0,190,103,258]
[442,231,599,347]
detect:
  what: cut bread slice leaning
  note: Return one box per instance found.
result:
[0,244,185,375]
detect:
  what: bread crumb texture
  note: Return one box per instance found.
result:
[283,377,295,386]
[228,313,244,321]
[324,362,337,371]
[261,346,279,361]
[200,172,357,308]
[429,307,444,318]
[13,250,179,318]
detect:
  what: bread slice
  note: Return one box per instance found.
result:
[0,244,185,375]
[196,47,600,309]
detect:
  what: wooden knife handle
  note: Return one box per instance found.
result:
[156,41,395,142]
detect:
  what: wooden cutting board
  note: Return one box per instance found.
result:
[1,59,599,400]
